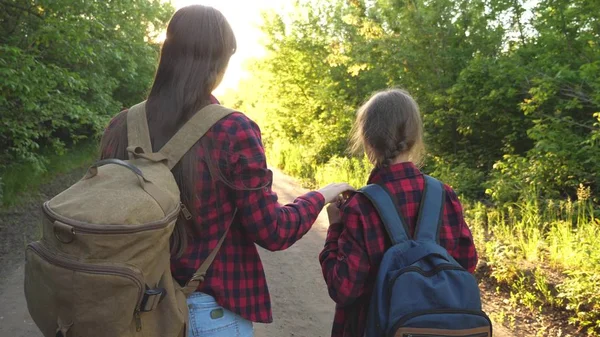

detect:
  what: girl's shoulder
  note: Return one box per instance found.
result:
[341,179,464,218]
[439,181,462,205]
[340,190,378,219]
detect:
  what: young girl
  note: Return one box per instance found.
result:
[319,89,478,337]
[100,5,353,337]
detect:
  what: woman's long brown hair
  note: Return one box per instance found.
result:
[100,5,237,257]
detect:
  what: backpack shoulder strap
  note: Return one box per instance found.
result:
[182,208,238,296]
[126,101,152,159]
[414,175,446,243]
[359,184,410,245]
[158,104,235,169]
[163,104,234,295]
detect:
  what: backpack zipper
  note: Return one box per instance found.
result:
[43,202,179,234]
[28,242,146,330]
[403,333,488,337]
[180,203,193,220]
[389,309,493,337]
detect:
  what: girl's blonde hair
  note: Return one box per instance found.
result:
[350,89,424,167]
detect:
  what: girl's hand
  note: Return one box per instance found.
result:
[317,183,355,204]
[327,197,344,224]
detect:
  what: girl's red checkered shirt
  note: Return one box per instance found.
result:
[319,162,478,337]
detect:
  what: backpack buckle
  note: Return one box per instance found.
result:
[140,287,167,312]
[190,274,205,283]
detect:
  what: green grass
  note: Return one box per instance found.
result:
[454,192,599,335]
[0,141,100,208]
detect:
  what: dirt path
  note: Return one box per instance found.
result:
[0,166,90,336]
[0,168,514,337]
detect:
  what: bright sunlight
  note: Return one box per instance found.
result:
[170,0,292,96]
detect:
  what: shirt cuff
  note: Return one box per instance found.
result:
[302,191,326,210]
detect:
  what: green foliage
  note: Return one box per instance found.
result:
[0,141,100,208]
[233,0,600,203]
[314,155,372,190]
[0,0,173,172]
[230,0,600,333]
[267,139,316,182]
[559,269,600,334]
[427,155,486,198]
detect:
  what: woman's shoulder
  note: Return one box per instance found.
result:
[211,109,264,145]
[431,180,466,220]
[216,109,259,131]
[100,109,128,138]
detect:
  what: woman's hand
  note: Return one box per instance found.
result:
[317,183,355,204]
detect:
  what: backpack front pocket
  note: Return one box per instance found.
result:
[25,242,145,337]
[390,309,492,337]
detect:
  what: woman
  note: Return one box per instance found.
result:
[100,5,353,337]
[320,89,478,337]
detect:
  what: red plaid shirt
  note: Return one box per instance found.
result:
[100,96,325,323]
[319,162,478,337]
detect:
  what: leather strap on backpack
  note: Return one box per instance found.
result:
[157,104,236,169]
[126,101,153,159]
[126,102,235,168]
[182,208,238,296]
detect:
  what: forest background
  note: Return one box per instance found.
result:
[1,0,598,334]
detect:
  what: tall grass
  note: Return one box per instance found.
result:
[464,188,599,334]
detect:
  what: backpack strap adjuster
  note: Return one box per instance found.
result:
[140,286,167,312]
[190,273,205,283]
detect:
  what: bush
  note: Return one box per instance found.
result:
[268,140,315,181]
[315,155,372,188]
[427,155,486,199]
[0,0,173,171]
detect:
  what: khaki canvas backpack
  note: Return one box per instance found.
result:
[24,102,235,337]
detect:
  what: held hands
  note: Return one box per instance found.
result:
[317,183,354,225]
[317,183,355,204]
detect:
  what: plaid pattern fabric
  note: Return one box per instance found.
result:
[319,162,478,337]
[100,97,325,323]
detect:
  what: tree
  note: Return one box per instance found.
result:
[0,0,173,169]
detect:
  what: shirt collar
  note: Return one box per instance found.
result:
[367,162,423,184]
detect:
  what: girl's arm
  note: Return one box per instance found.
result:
[319,197,371,306]
[442,186,478,273]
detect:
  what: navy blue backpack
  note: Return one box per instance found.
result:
[360,176,492,337]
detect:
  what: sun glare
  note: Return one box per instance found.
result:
[164,0,291,96]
